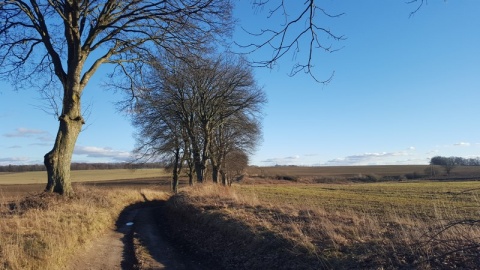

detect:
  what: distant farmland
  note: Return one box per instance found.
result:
[246,165,480,181]
[0,169,168,185]
[2,165,480,186]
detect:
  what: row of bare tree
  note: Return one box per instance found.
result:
[131,53,266,192]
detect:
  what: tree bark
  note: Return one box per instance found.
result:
[212,164,219,184]
[187,131,204,183]
[44,88,84,196]
[193,156,204,183]
[172,147,181,193]
[44,117,83,195]
[220,170,228,186]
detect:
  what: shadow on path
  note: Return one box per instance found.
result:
[115,199,212,269]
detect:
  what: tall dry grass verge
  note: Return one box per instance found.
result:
[164,183,480,269]
[164,184,327,269]
[0,185,168,270]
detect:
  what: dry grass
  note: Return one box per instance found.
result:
[0,169,168,185]
[164,184,325,269]
[0,186,168,270]
[166,182,480,269]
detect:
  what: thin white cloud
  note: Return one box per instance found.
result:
[37,135,54,142]
[74,145,132,162]
[326,149,417,166]
[0,157,30,164]
[4,128,49,138]
[29,142,53,147]
[261,155,301,165]
[7,145,22,150]
[3,128,54,145]
[454,142,470,147]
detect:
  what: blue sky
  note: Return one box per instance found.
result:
[1,1,479,166]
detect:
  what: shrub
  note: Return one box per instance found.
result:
[349,174,382,182]
[404,171,425,180]
[275,175,298,181]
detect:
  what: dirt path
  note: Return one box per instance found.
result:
[68,201,207,270]
[68,207,139,270]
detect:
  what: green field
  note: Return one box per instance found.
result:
[237,181,480,219]
[0,169,168,185]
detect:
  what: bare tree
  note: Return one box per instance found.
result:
[131,58,194,192]
[132,53,265,186]
[132,93,186,192]
[222,149,249,186]
[210,113,260,185]
[0,0,233,195]
[189,55,265,183]
[430,156,458,176]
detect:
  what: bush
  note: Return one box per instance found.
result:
[275,175,298,181]
[404,172,425,180]
[349,174,382,182]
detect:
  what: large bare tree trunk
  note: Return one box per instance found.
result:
[211,165,219,184]
[171,147,181,193]
[44,89,84,196]
[220,170,228,186]
[191,143,204,183]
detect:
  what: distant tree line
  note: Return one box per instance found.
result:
[430,156,480,175]
[0,163,164,173]
[430,156,480,167]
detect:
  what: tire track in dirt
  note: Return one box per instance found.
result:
[68,201,208,270]
[68,207,139,270]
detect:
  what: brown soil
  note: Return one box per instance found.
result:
[0,183,45,201]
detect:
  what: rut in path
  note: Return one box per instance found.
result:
[68,200,210,270]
